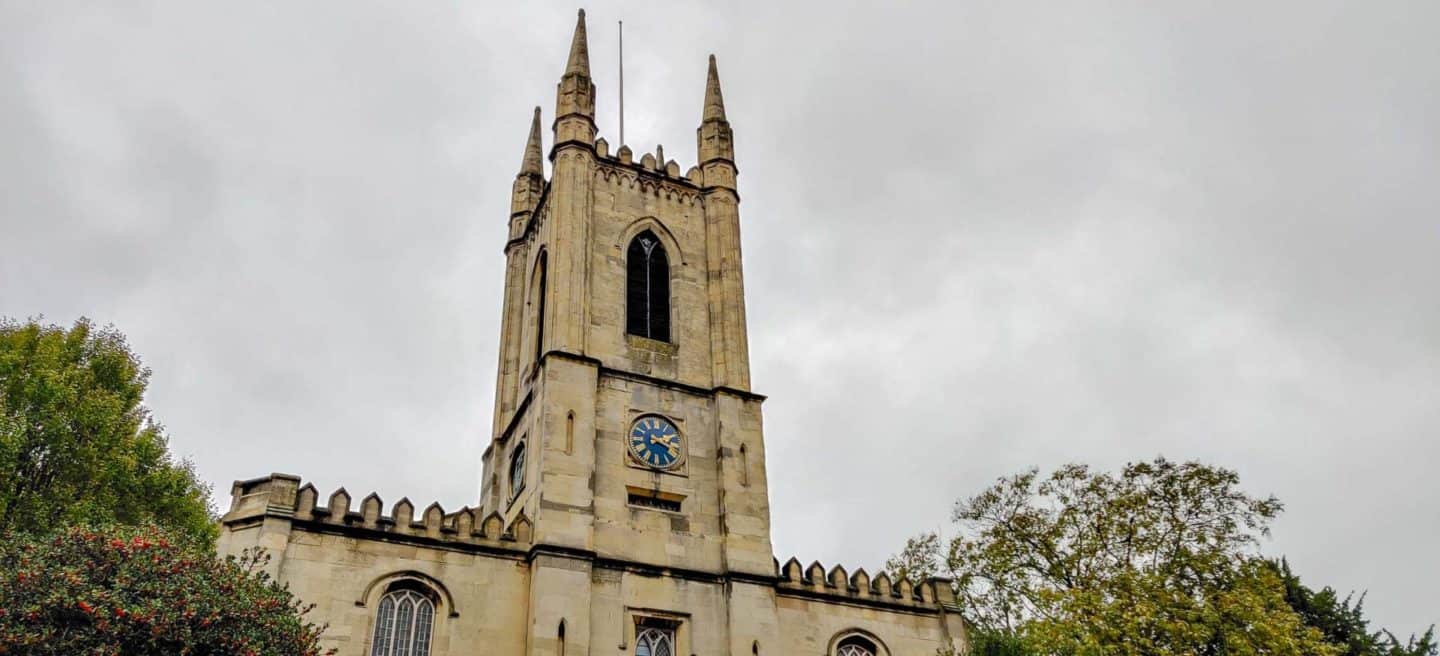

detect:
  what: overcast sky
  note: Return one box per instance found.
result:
[3,0,1437,635]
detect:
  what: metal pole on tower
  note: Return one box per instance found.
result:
[618,20,625,147]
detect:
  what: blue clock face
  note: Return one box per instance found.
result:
[629,416,683,470]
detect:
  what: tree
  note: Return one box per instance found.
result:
[0,524,332,655]
[885,531,941,584]
[0,318,214,544]
[894,458,1338,655]
[1270,559,1436,656]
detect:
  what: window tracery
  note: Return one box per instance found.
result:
[836,635,878,656]
[370,588,435,656]
[635,626,676,656]
[626,231,671,341]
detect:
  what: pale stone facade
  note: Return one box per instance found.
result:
[218,10,968,656]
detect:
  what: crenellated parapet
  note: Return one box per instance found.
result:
[592,137,706,202]
[222,473,533,549]
[772,556,959,613]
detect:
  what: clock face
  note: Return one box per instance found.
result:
[628,416,683,470]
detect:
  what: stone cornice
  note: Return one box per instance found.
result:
[772,584,943,617]
[596,359,766,403]
[492,349,766,441]
[282,517,530,560]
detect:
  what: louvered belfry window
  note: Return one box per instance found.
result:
[626,231,671,342]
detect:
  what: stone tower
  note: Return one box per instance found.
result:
[477,8,776,653]
[217,11,967,655]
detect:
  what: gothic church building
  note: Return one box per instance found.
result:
[218,11,967,656]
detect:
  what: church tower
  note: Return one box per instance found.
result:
[479,9,779,654]
[218,12,967,656]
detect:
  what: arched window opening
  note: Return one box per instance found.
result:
[752,639,760,654]
[739,443,750,487]
[836,636,877,656]
[509,441,527,503]
[370,586,436,656]
[635,626,675,656]
[533,252,548,365]
[558,619,567,656]
[565,411,575,455]
[626,231,671,342]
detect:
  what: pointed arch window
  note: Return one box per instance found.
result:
[635,626,676,656]
[836,636,877,656]
[508,441,527,503]
[626,231,671,342]
[370,588,435,656]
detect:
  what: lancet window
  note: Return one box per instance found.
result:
[532,251,548,364]
[509,441,527,503]
[626,231,671,342]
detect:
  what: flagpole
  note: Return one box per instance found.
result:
[618,20,625,147]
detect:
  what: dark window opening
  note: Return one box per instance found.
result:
[533,252,548,364]
[508,442,527,503]
[626,231,671,342]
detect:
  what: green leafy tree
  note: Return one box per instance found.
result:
[0,318,214,544]
[1270,559,1436,656]
[0,524,332,655]
[885,531,942,584]
[964,627,1031,656]
[894,458,1337,655]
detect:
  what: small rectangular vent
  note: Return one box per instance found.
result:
[628,491,682,513]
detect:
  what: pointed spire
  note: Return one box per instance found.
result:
[511,107,546,228]
[520,106,543,177]
[703,54,727,122]
[697,54,735,168]
[565,9,590,78]
[554,8,596,136]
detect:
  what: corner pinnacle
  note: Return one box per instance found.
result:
[703,54,727,122]
[520,106,543,176]
[565,9,591,78]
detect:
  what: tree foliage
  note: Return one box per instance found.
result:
[1270,559,1436,656]
[0,318,214,544]
[885,530,941,584]
[0,524,331,655]
[894,458,1339,655]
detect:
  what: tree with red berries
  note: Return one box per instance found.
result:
[0,524,332,655]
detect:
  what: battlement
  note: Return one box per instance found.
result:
[773,556,957,611]
[594,138,699,186]
[222,473,532,548]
